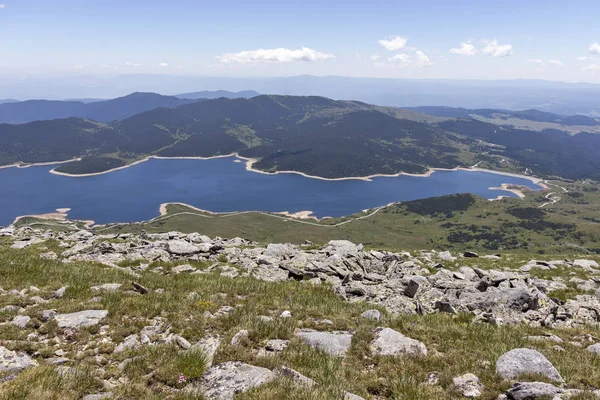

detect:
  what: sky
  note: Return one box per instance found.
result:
[2,0,600,82]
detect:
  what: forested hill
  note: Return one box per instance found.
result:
[1,95,600,180]
[0,92,198,124]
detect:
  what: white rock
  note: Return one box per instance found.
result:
[369,327,428,357]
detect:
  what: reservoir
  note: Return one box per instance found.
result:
[0,156,543,226]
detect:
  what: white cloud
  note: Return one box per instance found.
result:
[0,5,5,8]
[378,36,407,51]
[583,64,600,72]
[449,42,476,56]
[370,54,380,61]
[158,62,169,67]
[577,56,594,61]
[385,50,433,68]
[482,40,514,57]
[528,59,543,66]
[548,59,562,67]
[589,42,600,55]
[217,47,334,64]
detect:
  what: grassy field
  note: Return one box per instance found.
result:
[1,239,600,399]
[84,179,600,255]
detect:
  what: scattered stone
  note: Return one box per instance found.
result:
[344,392,366,400]
[526,334,563,343]
[11,315,31,328]
[296,329,353,357]
[265,339,288,352]
[54,310,108,329]
[369,327,427,357]
[53,286,67,299]
[257,316,274,323]
[82,394,113,400]
[91,283,122,292]
[171,264,197,274]
[132,282,148,294]
[279,310,292,318]
[404,278,421,298]
[193,336,222,368]
[496,348,563,382]
[194,361,275,400]
[114,334,140,353]
[167,240,204,255]
[274,366,316,387]
[452,373,483,397]
[175,335,192,350]
[41,309,58,322]
[505,382,564,400]
[0,346,38,372]
[40,251,58,260]
[231,329,249,345]
[587,343,600,354]
[361,309,381,321]
[463,251,479,258]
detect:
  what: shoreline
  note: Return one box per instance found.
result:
[0,158,80,170]
[12,208,95,229]
[23,152,546,189]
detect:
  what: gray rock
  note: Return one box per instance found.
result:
[296,329,353,357]
[404,278,421,298]
[82,393,113,400]
[0,346,38,372]
[265,339,288,352]
[463,251,479,258]
[54,309,108,328]
[361,309,381,321]
[274,366,316,387]
[438,251,456,261]
[265,243,298,258]
[175,335,192,350]
[231,329,249,345]
[114,334,140,353]
[587,343,600,354]
[53,286,67,299]
[496,348,563,382]
[172,264,197,274]
[40,251,58,260]
[452,373,483,397]
[195,361,275,400]
[505,382,564,400]
[167,240,206,255]
[91,283,122,292]
[344,392,366,400]
[573,259,599,270]
[279,310,292,318]
[132,282,148,294]
[193,335,222,368]
[11,315,31,328]
[41,309,58,322]
[526,334,563,344]
[369,327,427,357]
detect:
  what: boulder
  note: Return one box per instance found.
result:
[54,310,108,329]
[167,240,204,255]
[463,251,479,258]
[369,327,427,357]
[231,329,249,345]
[0,346,38,372]
[114,334,140,353]
[265,339,288,352]
[11,315,31,328]
[274,366,316,387]
[573,259,599,271]
[496,348,563,382]
[192,335,222,368]
[452,373,483,397]
[587,343,600,354]
[91,283,122,292]
[361,309,381,321]
[172,264,197,274]
[296,329,353,357]
[194,361,275,400]
[505,382,564,400]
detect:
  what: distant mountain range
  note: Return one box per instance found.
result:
[0,92,197,124]
[1,95,600,181]
[0,91,260,124]
[1,74,600,116]
[174,90,260,100]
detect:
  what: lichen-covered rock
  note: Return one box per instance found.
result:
[296,329,353,357]
[452,373,483,397]
[192,361,275,400]
[0,346,38,372]
[54,310,108,328]
[496,348,563,382]
[369,327,427,357]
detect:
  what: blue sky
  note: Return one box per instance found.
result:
[2,0,600,81]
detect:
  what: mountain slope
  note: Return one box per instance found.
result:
[0,92,197,124]
[1,95,600,180]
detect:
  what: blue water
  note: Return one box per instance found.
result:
[0,157,543,225]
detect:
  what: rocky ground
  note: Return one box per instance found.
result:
[0,225,600,399]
